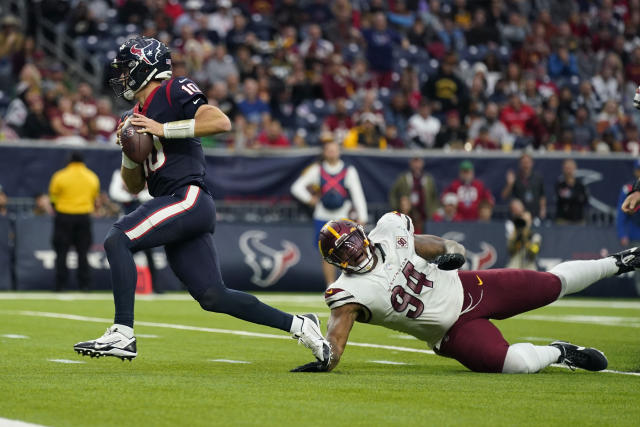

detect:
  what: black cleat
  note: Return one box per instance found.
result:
[550,341,608,371]
[610,247,640,275]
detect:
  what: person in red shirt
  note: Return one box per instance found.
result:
[500,93,536,136]
[256,120,291,148]
[443,160,495,221]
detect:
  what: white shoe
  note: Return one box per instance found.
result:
[292,314,330,362]
[74,326,137,361]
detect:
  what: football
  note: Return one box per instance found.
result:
[120,118,154,164]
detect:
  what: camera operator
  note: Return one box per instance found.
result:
[506,199,542,270]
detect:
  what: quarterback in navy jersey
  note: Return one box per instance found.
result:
[74,37,329,363]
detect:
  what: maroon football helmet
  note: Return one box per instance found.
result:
[318,219,374,273]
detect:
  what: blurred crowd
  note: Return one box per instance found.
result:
[2,0,640,151]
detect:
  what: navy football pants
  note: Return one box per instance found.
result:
[103,185,293,331]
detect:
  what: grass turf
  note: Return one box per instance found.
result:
[1,293,639,427]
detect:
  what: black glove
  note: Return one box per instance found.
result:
[433,253,466,270]
[290,359,330,372]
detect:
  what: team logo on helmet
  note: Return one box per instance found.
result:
[128,39,163,66]
[239,230,300,288]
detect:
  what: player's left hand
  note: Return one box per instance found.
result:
[130,113,164,137]
[290,359,330,373]
[433,253,466,270]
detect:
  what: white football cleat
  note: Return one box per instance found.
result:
[74,325,137,361]
[292,313,331,362]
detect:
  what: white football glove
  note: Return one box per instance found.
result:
[634,86,640,110]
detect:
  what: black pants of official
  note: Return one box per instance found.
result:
[52,213,92,291]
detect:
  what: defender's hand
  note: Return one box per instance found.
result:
[634,86,640,110]
[291,359,330,373]
[433,253,466,270]
[130,113,164,137]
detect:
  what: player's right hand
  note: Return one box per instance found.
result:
[634,86,640,110]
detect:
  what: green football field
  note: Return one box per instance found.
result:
[1,292,639,427]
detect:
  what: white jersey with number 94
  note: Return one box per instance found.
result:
[324,212,464,348]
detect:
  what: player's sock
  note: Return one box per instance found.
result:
[289,314,303,334]
[549,258,618,298]
[104,228,137,328]
[113,324,134,339]
[502,343,561,374]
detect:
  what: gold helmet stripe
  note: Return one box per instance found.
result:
[325,225,342,239]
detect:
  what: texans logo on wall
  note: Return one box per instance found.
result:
[238,230,301,288]
[440,230,497,270]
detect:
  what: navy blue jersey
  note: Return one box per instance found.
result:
[121,77,209,197]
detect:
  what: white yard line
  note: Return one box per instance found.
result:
[209,359,251,364]
[1,334,29,339]
[0,417,49,427]
[1,292,639,309]
[47,359,86,364]
[369,360,410,365]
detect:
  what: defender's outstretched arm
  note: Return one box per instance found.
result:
[291,303,360,372]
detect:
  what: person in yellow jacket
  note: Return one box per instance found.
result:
[342,112,387,149]
[49,151,99,291]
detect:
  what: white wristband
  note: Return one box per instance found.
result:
[122,152,138,169]
[163,119,195,139]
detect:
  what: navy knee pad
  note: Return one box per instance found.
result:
[197,287,227,313]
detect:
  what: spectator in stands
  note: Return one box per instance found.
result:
[443,160,495,221]
[383,92,412,141]
[206,0,234,41]
[50,96,88,144]
[237,78,270,125]
[349,57,376,96]
[389,157,439,234]
[0,15,24,93]
[21,91,54,140]
[420,52,468,118]
[0,185,7,217]
[465,8,500,46]
[291,141,367,287]
[32,192,53,216]
[207,81,237,122]
[432,193,463,223]
[572,106,597,150]
[323,97,354,144]
[435,110,466,149]
[472,126,501,150]
[205,44,238,86]
[555,159,588,225]
[547,46,579,79]
[343,112,387,149]
[90,98,118,144]
[591,63,622,104]
[500,93,536,137]
[468,102,510,149]
[0,117,17,141]
[575,80,603,118]
[74,83,98,122]
[407,100,441,148]
[255,120,292,148]
[501,153,547,221]
[299,23,334,65]
[361,12,404,87]
[322,54,350,101]
[48,151,99,291]
[477,199,494,222]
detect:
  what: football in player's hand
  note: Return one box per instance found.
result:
[120,119,153,164]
